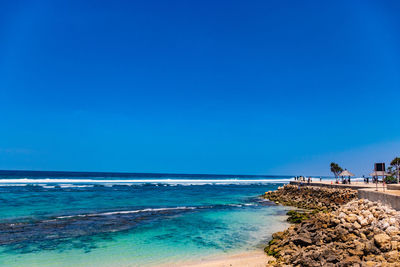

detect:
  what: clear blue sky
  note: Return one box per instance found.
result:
[1,0,400,175]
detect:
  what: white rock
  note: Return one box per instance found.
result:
[359,219,368,226]
[386,226,398,235]
[378,220,390,230]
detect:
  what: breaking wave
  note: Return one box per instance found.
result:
[0,178,291,186]
[56,206,197,219]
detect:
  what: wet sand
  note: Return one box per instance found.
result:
[170,251,273,267]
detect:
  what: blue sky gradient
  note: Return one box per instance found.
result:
[1,0,400,175]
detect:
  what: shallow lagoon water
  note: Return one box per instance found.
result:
[0,173,291,266]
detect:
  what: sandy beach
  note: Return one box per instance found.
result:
[169,251,273,267]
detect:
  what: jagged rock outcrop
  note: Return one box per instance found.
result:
[263,184,357,211]
[266,199,400,266]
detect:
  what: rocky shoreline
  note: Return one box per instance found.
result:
[263,185,400,266]
[264,184,358,211]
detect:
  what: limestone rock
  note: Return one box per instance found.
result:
[374,233,391,251]
[265,187,400,267]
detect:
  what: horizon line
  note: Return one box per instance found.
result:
[0,169,312,178]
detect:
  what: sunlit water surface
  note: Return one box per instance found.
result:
[0,173,292,266]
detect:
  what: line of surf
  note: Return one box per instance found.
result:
[0,178,291,184]
[56,207,197,219]
[54,203,258,219]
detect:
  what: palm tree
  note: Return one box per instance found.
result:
[391,157,400,184]
[330,163,335,177]
[330,162,343,180]
[330,163,336,177]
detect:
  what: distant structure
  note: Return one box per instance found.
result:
[375,163,385,173]
[370,163,389,177]
[370,163,390,191]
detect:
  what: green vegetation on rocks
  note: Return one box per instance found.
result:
[286,210,310,224]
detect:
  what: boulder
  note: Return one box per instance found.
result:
[384,250,399,263]
[346,214,358,223]
[272,231,285,240]
[291,235,312,246]
[374,233,391,251]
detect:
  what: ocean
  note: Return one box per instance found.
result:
[0,171,294,266]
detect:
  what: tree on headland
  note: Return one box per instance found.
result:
[391,157,400,184]
[330,162,343,178]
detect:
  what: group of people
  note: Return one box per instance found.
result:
[334,177,351,184]
[294,175,383,185]
[294,176,320,184]
[294,176,308,182]
[341,177,351,184]
[364,177,380,183]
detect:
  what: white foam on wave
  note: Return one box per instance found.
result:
[58,184,94,188]
[0,178,291,185]
[54,202,258,220]
[41,185,56,189]
[56,207,197,219]
[227,204,242,207]
[0,184,29,187]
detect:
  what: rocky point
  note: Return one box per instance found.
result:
[264,185,400,266]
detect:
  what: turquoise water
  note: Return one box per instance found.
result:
[0,172,291,266]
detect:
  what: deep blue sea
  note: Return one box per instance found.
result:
[0,171,293,266]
